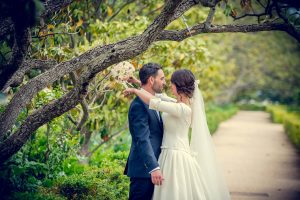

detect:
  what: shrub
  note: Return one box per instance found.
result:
[266,105,287,123]
[9,155,129,200]
[10,191,65,200]
[283,115,300,149]
[206,104,238,134]
[6,104,236,199]
[266,105,300,149]
[55,165,129,199]
[237,103,266,111]
[58,174,95,199]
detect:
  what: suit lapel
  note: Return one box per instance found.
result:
[155,111,163,131]
[136,96,163,131]
[159,112,164,130]
[153,110,161,123]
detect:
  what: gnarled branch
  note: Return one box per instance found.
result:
[0,0,79,91]
[2,59,57,92]
[156,22,298,42]
[0,73,90,163]
[0,0,186,163]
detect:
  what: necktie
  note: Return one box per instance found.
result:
[156,111,161,122]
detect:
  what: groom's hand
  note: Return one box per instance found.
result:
[151,170,164,185]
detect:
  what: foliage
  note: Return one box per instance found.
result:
[10,190,65,200]
[1,104,236,199]
[266,105,300,149]
[280,4,300,32]
[0,0,44,65]
[228,31,300,105]
[0,113,83,196]
[206,104,238,134]
[237,103,266,111]
[9,151,129,200]
[236,100,268,111]
[1,0,300,198]
[3,0,240,167]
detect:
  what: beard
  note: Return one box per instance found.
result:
[152,81,163,93]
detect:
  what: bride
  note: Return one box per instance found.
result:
[124,69,231,200]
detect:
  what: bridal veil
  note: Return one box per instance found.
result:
[190,80,231,200]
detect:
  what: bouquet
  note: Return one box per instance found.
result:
[111,61,135,88]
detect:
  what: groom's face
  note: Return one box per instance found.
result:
[152,69,166,93]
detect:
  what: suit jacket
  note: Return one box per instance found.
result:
[124,96,163,178]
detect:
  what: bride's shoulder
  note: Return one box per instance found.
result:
[178,102,192,112]
[177,103,192,124]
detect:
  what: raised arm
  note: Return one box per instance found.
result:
[149,98,190,117]
[155,93,177,102]
[124,88,190,117]
[124,88,176,104]
[124,88,154,105]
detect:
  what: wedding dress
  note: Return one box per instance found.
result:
[150,82,231,200]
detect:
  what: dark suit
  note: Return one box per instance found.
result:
[124,96,163,200]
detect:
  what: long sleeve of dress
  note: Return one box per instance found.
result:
[154,93,177,103]
[149,97,191,117]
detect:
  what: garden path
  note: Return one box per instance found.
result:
[213,111,300,200]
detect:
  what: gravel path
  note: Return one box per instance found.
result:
[213,111,300,200]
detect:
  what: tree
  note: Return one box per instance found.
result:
[214,31,300,104]
[0,0,300,163]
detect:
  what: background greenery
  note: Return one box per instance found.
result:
[0,0,299,199]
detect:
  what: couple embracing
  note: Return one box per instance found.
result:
[123,63,231,200]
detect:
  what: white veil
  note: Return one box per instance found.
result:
[190,80,231,200]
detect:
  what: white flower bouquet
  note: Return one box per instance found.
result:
[111,61,135,88]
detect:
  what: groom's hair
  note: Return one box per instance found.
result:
[139,63,162,85]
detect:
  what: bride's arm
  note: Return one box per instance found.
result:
[124,88,189,117]
[124,75,176,102]
[155,93,177,102]
[123,88,177,104]
[124,88,154,105]
[149,98,187,117]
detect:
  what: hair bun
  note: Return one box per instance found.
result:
[171,69,195,98]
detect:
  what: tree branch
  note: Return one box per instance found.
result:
[0,70,90,163]
[255,0,266,9]
[42,0,76,18]
[197,0,220,8]
[77,99,89,131]
[0,0,185,163]
[0,26,30,91]
[233,12,268,21]
[89,72,110,106]
[107,0,136,22]
[79,127,92,157]
[0,18,14,39]
[205,6,216,28]
[2,0,299,163]
[32,31,80,38]
[87,124,128,157]
[156,22,298,42]
[2,59,57,92]
[0,0,79,91]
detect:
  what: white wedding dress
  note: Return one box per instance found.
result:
[150,94,210,200]
[147,80,231,200]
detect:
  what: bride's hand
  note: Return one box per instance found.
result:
[123,88,137,97]
[124,76,141,86]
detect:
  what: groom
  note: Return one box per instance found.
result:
[124,63,166,200]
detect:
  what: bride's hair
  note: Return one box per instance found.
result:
[171,69,195,98]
